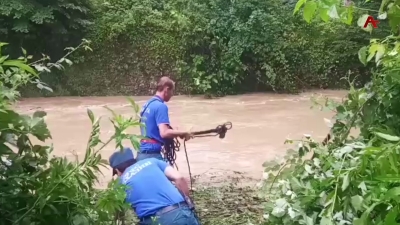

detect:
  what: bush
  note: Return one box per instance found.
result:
[262,0,400,224]
[0,40,144,224]
[21,0,379,97]
[0,0,93,60]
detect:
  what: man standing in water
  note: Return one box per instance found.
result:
[137,76,192,161]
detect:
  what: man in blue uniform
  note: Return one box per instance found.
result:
[109,148,200,225]
[138,76,192,161]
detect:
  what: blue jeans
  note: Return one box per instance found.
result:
[139,206,201,225]
[136,152,164,161]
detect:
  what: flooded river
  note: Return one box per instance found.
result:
[16,90,347,187]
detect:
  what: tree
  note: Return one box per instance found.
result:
[0,0,93,58]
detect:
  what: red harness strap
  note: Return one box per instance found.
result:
[140,139,160,144]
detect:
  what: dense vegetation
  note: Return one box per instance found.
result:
[0,40,140,224]
[262,0,400,225]
[2,0,400,224]
[0,0,385,97]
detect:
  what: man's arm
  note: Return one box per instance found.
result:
[164,166,190,196]
[156,104,190,139]
[155,159,190,196]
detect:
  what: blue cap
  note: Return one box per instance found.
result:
[109,147,135,175]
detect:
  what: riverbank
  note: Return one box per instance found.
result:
[121,174,266,225]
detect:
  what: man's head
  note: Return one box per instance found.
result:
[109,147,136,176]
[155,76,175,102]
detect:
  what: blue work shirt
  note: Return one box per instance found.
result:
[120,158,185,218]
[139,96,170,152]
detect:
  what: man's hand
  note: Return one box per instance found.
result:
[179,132,193,141]
[159,124,194,140]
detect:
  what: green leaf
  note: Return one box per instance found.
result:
[304,215,314,225]
[27,117,51,141]
[294,0,307,14]
[367,43,379,62]
[3,60,37,76]
[343,5,354,25]
[376,175,400,183]
[375,132,400,141]
[303,1,317,23]
[375,44,385,63]
[379,0,390,14]
[87,109,95,123]
[0,55,9,64]
[342,172,350,191]
[127,97,139,113]
[319,8,330,22]
[384,187,400,200]
[378,12,387,20]
[41,85,53,92]
[0,143,13,154]
[388,5,400,32]
[65,58,73,66]
[72,214,90,225]
[351,195,363,211]
[328,5,339,19]
[320,216,333,225]
[262,160,280,169]
[33,111,47,118]
[358,46,368,65]
[384,207,398,225]
[354,203,380,225]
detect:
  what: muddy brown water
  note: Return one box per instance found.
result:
[15,90,347,188]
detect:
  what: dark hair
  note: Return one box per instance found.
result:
[156,76,175,92]
[113,158,136,175]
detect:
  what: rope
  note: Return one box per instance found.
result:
[183,140,193,189]
[162,122,233,190]
[162,137,181,170]
[161,122,232,224]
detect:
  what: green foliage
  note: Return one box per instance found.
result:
[262,0,400,224]
[38,0,376,97]
[0,0,93,59]
[0,0,92,34]
[0,40,145,224]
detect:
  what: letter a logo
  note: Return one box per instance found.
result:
[363,16,379,28]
